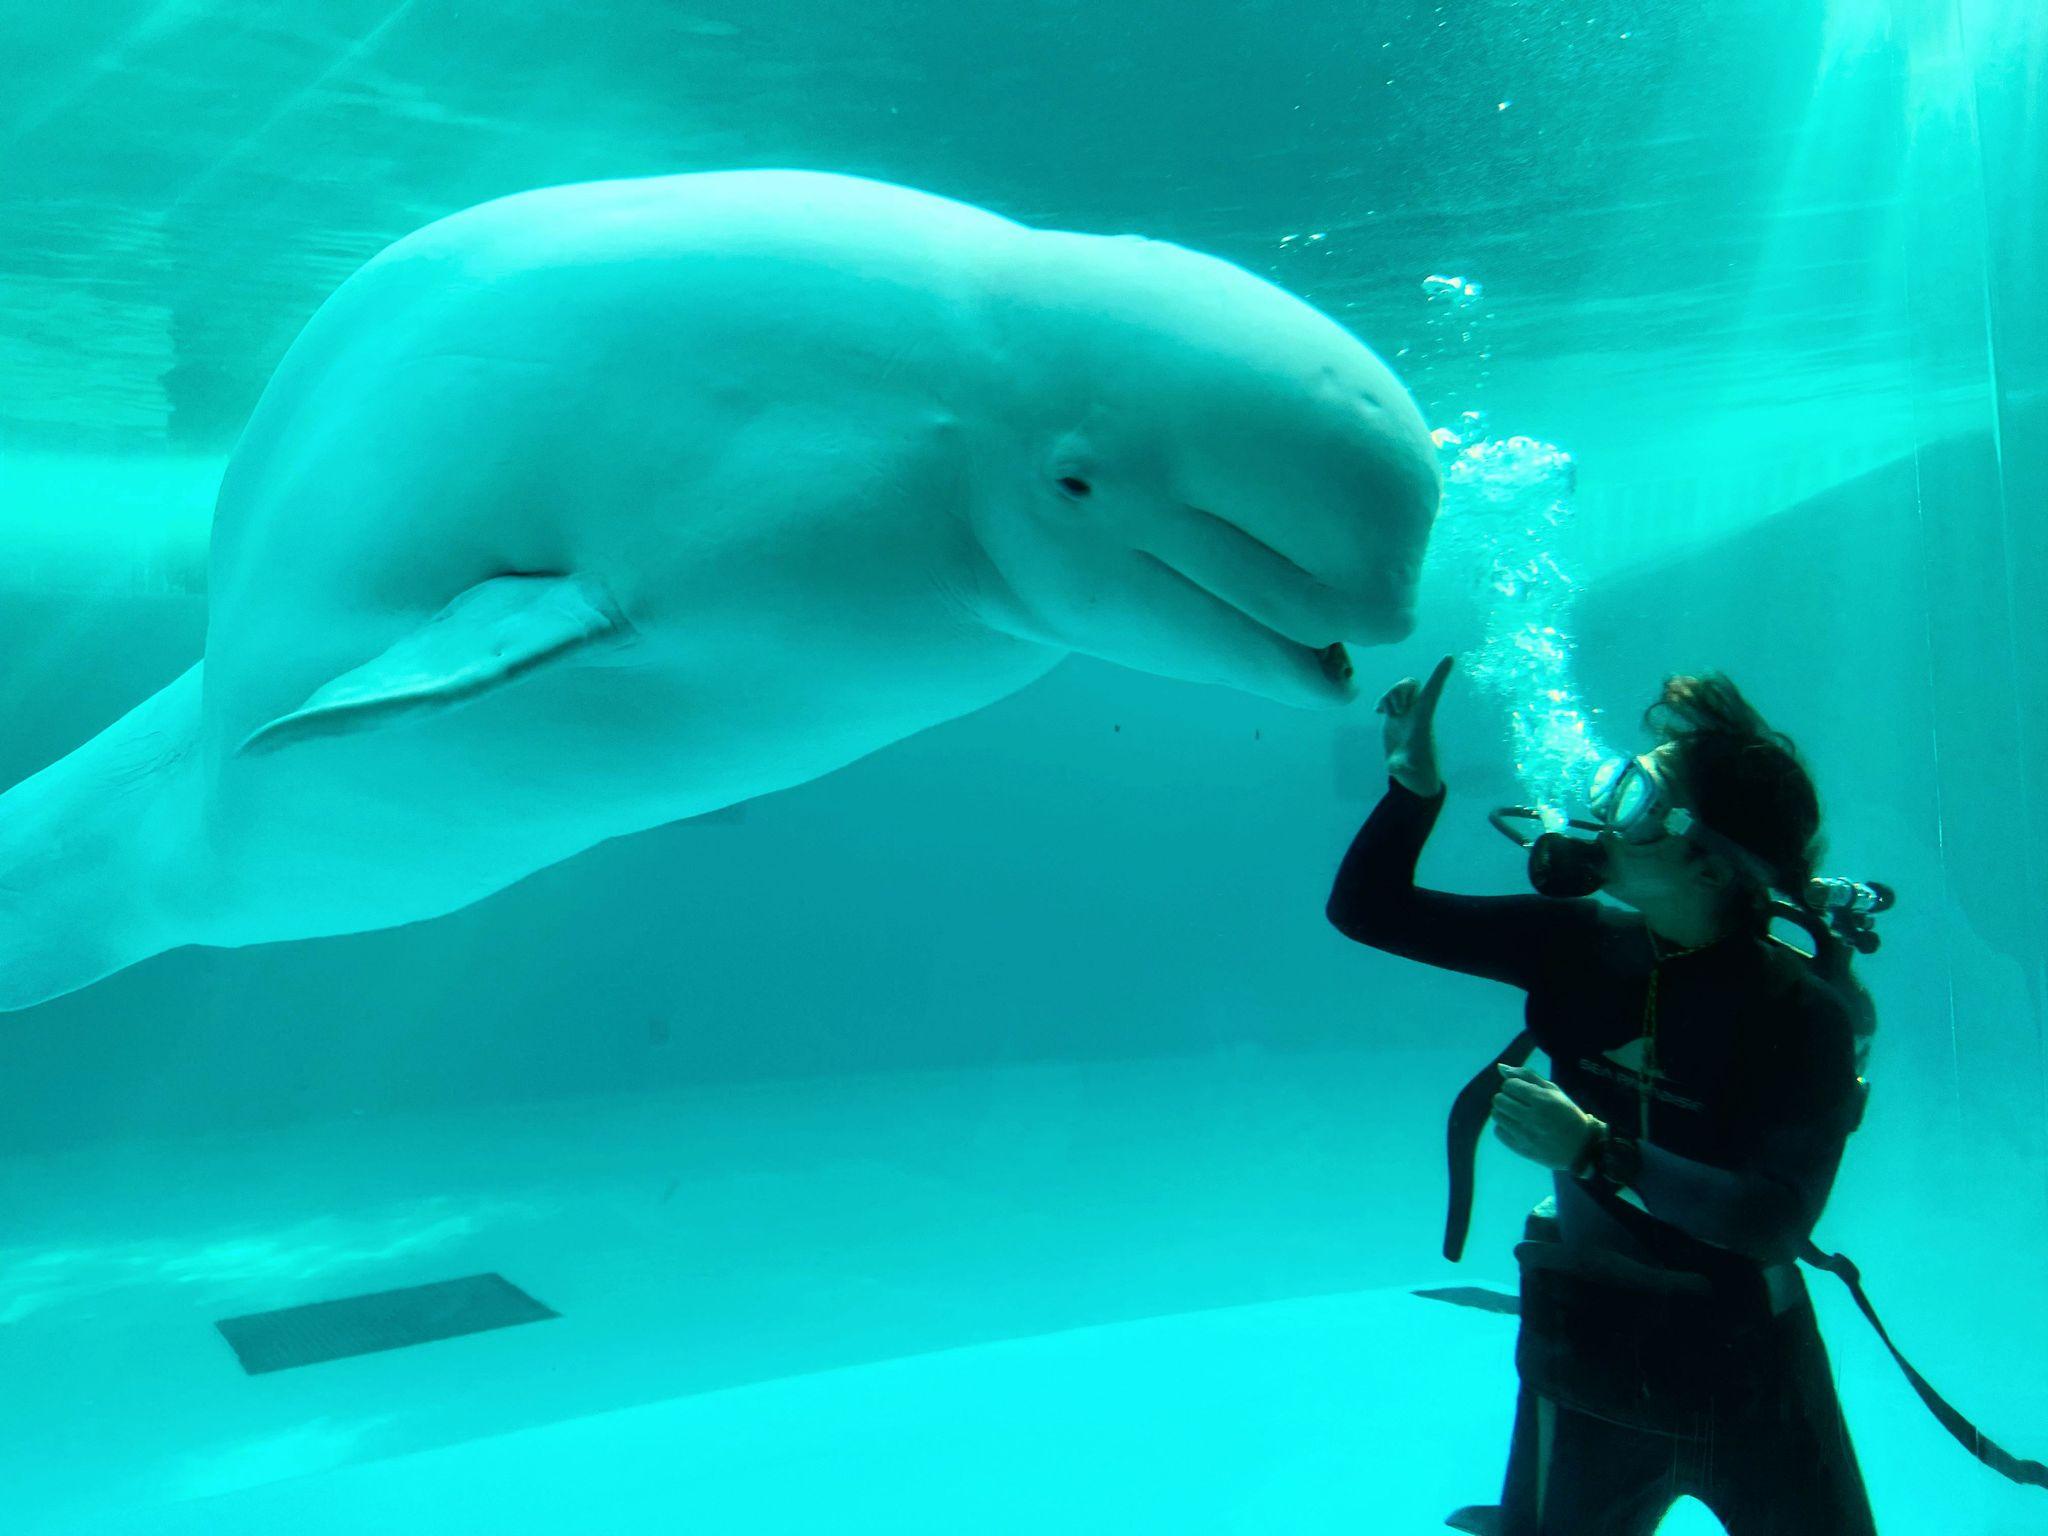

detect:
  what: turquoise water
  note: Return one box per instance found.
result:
[1,2,2042,1532]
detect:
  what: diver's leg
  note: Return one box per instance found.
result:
[1702,1307,1877,1536]
[1494,1385,1541,1530]
[1499,1390,1677,1536]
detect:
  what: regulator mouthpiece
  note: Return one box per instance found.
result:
[1488,806,1612,898]
[1528,831,1610,898]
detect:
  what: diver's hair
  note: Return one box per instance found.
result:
[1647,673,1874,1060]
[1643,673,1822,898]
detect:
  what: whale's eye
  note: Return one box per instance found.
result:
[1056,476,1093,500]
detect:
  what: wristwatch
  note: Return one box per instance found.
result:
[1571,1118,1642,1190]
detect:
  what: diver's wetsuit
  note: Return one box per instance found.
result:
[1328,781,1876,1536]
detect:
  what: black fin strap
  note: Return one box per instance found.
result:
[1800,1240,2048,1489]
[1444,1031,1536,1262]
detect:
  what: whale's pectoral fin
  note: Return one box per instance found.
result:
[238,573,630,757]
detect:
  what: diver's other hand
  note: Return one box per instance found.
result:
[1492,1064,1599,1171]
[1374,654,1453,798]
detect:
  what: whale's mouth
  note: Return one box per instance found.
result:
[1139,501,1396,691]
[1164,504,1410,636]
[1136,549,1358,704]
[1212,588,1356,690]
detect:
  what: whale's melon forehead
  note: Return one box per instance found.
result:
[1016,237,1430,489]
[1010,230,1408,414]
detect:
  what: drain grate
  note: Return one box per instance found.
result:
[1413,1285,1521,1317]
[215,1272,559,1375]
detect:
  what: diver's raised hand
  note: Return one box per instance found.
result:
[1374,654,1453,798]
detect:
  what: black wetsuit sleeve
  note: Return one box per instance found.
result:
[1627,1136,1845,1264]
[1623,980,1861,1263]
[1326,780,1595,992]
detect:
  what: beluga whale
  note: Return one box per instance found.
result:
[0,170,1439,1011]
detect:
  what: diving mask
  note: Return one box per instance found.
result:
[1490,755,1766,898]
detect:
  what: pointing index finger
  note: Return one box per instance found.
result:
[1417,654,1456,714]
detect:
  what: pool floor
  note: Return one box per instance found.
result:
[3,1054,2034,1534]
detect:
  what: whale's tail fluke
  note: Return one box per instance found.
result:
[0,664,204,1013]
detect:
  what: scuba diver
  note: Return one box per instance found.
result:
[1325,657,1877,1534]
